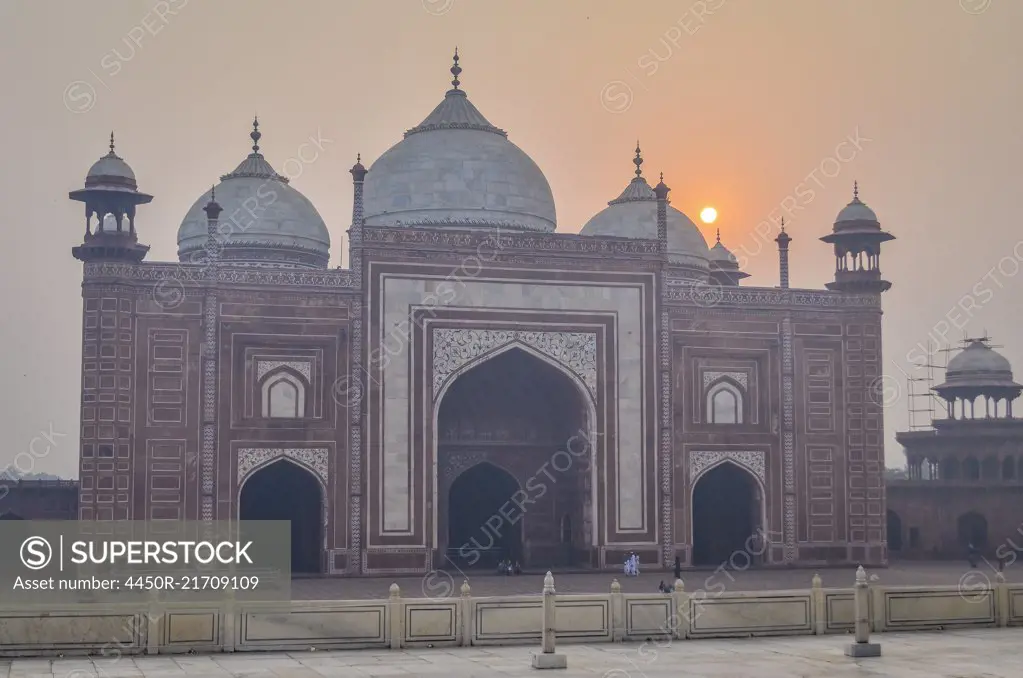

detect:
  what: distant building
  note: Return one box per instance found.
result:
[889,338,1023,558]
[0,479,79,520]
[68,53,895,575]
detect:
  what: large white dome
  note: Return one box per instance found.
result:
[177,120,330,269]
[580,149,710,272]
[362,54,557,232]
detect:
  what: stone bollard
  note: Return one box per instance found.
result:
[995,572,1009,628]
[844,566,881,657]
[672,579,688,640]
[459,579,473,646]
[388,583,402,650]
[531,571,567,670]
[610,578,625,642]
[811,573,825,635]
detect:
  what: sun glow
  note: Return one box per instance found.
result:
[700,207,718,224]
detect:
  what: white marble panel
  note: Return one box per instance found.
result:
[375,274,647,534]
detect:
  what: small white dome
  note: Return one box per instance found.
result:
[84,134,138,191]
[835,183,878,224]
[708,234,738,265]
[362,55,556,232]
[579,150,710,271]
[177,121,330,268]
[946,340,1013,379]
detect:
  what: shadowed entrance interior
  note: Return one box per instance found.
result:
[692,463,759,566]
[447,462,522,568]
[239,460,322,573]
[437,346,591,568]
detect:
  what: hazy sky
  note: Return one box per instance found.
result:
[1,0,1020,477]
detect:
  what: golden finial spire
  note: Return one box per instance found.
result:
[108,131,115,155]
[853,180,859,201]
[633,141,643,178]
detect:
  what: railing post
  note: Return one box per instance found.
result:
[844,566,881,657]
[530,571,567,670]
[811,573,825,635]
[610,579,624,642]
[388,583,402,650]
[222,584,237,653]
[995,572,1009,628]
[146,587,161,655]
[459,579,472,646]
[672,579,689,640]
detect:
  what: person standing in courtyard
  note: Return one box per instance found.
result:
[673,555,682,581]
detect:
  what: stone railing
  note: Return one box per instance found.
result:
[0,570,1018,657]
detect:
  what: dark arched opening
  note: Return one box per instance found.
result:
[981,456,999,480]
[957,512,988,551]
[964,457,981,480]
[447,463,522,569]
[886,510,903,552]
[692,463,759,566]
[239,460,322,573]
[437,347,591,568]
[1002,457,1015,480]
[941,457,961,480]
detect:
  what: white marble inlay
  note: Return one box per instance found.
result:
[237,448,329,488]
[703,371,748,390]
[689,450,766,487]
[433,328,597,400]
[376,275,647,535]
[256,360,312,382]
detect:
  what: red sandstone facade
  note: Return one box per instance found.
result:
[69,65,896,575]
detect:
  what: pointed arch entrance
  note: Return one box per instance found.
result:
[447,462,523,568]
[436,344,595,569]
[691,461,763,566]
[239,459,323,573]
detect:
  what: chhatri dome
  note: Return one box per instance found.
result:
[579,143,711,274]
[86,132,138,192]
[362,50,557,232]
[834,181,878,226]
[937,339,1019,391]
[177,118,330,269]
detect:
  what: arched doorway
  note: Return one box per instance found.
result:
[239,460,323,573]
[447,463,522,569]
[886,510,903,552]
[957,512,988,551]
[692,463,760,566]
[437,346,593,569]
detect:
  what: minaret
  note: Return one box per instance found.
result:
[653,173,669,254]
[820,182,894,293]
[347,153,368,281]
[70,133,152,263]
[203,185,222,275]
[775,217,791,289]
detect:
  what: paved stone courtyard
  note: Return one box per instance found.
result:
[291,561,1018,599]
[3,629,1020,677]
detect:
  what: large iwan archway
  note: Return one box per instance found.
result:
[436,346,594,569]
[691,462,762,566]
[239,460,323,573]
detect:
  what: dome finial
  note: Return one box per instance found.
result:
[450,47,462,90]
[853,180,859,201]
[108,131,116,156]
[251,116,261,154]
[633,141,644,178]
[780,216,786,232]
[716,228,721,244]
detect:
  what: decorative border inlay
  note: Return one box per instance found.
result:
[781,316,796,561]
[237,448,330,488]
[256,360,312,382]
[689,450,766,487]
[439,452,487,483]
[432,329,597,401]
[663,280,880,308]
[703,371,749,390]
[201,292,218,519]
[84,262,358,289]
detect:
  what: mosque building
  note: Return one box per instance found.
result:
[69,53,895,575]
